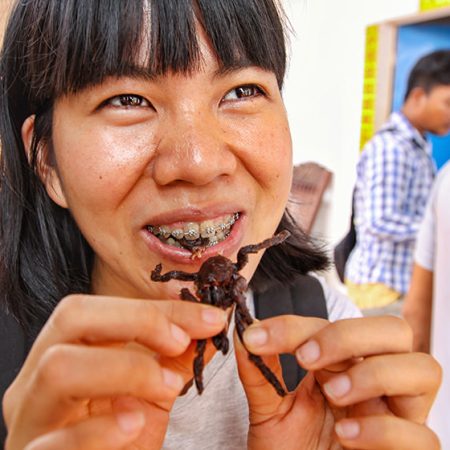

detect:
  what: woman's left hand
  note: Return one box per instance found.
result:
[235,315,442,449]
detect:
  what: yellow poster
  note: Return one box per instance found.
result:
[420,0,450,11]
[360,25,379,149]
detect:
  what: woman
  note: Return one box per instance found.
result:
[0,1,441,449]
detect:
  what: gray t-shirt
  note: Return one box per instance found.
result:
[414,161,450,449]
[163,276,361,450]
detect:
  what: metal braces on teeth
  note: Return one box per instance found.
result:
[184,228,200,239]
[171,229,184,239]
[207,239,219,247]
[148,213,240,239]
[204,226,215,235]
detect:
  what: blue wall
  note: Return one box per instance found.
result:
[392,24,450,170]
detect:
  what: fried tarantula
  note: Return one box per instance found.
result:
[150,230,290,397]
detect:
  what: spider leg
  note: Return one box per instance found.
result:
[208,285,229,354]
[180,288,198,302]
[234,300,287,397]
[235,230,290,270]
[193,339,207,394]
[151,264,198,282]
[212,330,229,355]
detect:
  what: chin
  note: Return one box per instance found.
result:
[432,126,450,136]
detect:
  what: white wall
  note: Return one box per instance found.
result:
[283,0,418,245]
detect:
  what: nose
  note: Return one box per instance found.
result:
[150,111,237,186]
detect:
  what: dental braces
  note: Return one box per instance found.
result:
[148,213,239,240]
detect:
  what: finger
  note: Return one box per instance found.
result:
[334,415,440,450]
[233,330,291,424]
[24,409,145,450]
[294,316,413,371]
[243,315,328,354]
[160,339,219,388]
[24,344,184,430]
[315,352,442,423]
[22,295,227,375]
[245,372,329,448]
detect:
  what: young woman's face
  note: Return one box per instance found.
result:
[40,32,292,300]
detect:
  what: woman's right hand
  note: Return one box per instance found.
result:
[3,294,228,450]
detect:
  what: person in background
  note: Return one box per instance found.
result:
[0,1,441,449]
[345,50,450,316]
[403,159,450,449]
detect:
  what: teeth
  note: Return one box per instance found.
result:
[158,225,170,239]
[184,222,200,240]
[167,237,183,248]
[147,213,240,249]
[200,220,216,238]
[208,237,219,247]
[171,228,184,239]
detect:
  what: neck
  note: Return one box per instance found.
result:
[401,104,425,136]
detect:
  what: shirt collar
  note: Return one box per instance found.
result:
[383,111,431,155]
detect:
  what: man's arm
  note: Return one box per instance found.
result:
[402,263,433,353]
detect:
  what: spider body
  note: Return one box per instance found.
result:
[151,230,290,396]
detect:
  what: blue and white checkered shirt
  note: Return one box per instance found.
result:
[345,111,436,295]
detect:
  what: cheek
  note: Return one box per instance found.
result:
[429,101,450,120]
[53,123,155,209]
[240,117,293,237]
[236,115,292,192]
[255,124,293,201]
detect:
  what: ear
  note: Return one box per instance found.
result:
[21,115,69,209]
[408,86,428,106]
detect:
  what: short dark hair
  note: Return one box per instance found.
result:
[0,0,328,335]
[404,49,450,100]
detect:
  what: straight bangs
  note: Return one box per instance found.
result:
[5,0,286,116]
[196,0,287,86]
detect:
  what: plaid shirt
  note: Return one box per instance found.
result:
[345,111,436,295]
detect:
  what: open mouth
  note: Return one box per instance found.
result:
[146,212,240,254]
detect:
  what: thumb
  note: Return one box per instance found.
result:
[233,330,291,424]
[160,339,218,387]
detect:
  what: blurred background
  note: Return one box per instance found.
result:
[282,0,450,258]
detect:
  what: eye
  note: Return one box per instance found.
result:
[222,84,264,102]
[105,94,152,108]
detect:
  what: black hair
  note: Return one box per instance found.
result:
[0,0,328,335]
[404,49,450,100]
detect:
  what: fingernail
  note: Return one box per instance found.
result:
[171,324,190,346]
[116,410,145,435]
[201,308,227,325]
[244,326,268,347]
[296,340,320,364]
[162,368,184,390]
[335,420,360,439]
[324,374,352,398]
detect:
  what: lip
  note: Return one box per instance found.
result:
[140,206,247,265]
